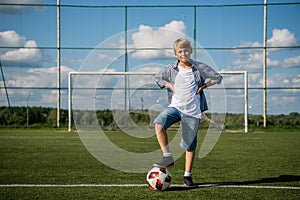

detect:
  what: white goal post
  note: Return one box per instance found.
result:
[68,71,248,132]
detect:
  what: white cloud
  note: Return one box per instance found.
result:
[270,95,297,104]
[267,57,281,67]
[129,20,187,59]
[220,72,261,88]
[221,68,299,89]
[283,55,300,68]
[93,66,162,90]
[267,73,300,87]
[292,74,300,85]
[41,90,57,104]
[267,28,297,47]
[7,65,75,88]
[98,53,118,63]
[229,41,264,70]
[231,49,263,70]
[229,28,299,71]
[65,57,84,67]
[0,0,46,14]
[0,65,75,106]
[0,30,25,45]
[0,30,43,66]
[92,21,187,65]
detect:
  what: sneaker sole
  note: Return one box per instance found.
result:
[153,163,174,168]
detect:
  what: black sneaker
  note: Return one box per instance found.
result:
[184,176,196,187]
[153,156,174,168]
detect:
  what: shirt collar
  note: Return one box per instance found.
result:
[174,59,196,69]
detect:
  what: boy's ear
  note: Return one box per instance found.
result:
[174,50,178,56]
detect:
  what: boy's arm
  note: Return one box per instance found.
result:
[155,67,175,92]
[196,62,222,94]
[164,82,175,93]
[197,62,222,84]
[196,80,217,94]
[155,68,167,89]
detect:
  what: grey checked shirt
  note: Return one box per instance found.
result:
[155,60,222,112]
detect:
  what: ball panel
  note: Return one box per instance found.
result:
[156,179,163,190]
[146,167,172,191]
[148,171,159,179]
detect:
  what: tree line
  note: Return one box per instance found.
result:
[0,106,299,130]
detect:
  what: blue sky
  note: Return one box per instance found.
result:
[0,0,299,115]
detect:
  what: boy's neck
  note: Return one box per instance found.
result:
[179,60,192,69]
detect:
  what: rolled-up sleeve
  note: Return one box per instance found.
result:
[155,67,168,88]
[198,63,222,84]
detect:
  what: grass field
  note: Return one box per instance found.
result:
[0,129,299,199]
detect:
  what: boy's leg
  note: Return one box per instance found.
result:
[154,123,170,154]
[181,115,200,187]
[184,150,196,187]
[185,150,195,173]
[153,107,181,168]
[153,123,174,168]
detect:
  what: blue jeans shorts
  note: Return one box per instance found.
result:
[154,107,200,151]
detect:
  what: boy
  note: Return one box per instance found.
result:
[153,38,222,187]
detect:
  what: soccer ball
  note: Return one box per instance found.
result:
[146,167,171,191]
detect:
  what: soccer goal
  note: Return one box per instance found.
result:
[68,71,248,132]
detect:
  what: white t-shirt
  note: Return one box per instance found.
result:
[169,65,202,118]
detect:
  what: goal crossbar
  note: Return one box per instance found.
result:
[68,71,248,132]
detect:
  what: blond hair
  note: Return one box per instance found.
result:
[173,38,192,53]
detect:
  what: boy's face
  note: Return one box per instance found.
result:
[174,47,192,64]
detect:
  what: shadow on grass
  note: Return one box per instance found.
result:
[205,175,300,186]
[167,186,199,191]
[168,175,300,191]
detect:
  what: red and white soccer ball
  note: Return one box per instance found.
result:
[146,167,172,191]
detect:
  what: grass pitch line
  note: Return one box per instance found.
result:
[0,184,147,187]
[1,184,299,190]
[216,185,300,190]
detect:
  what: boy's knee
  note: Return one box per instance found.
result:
[155,123,165,133]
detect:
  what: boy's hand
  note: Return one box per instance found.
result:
[165,82,176,93]
[197,84,207,94]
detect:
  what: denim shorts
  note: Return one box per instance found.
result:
[154,107,200,151]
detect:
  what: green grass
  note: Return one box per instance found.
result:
[0,129,299,199]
